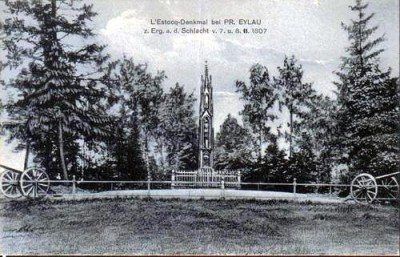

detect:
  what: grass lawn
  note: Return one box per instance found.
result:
[0,197,399,255]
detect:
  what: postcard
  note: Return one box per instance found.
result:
[0,0,399,255]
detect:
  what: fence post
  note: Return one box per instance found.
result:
[72,175,76,195]
[293,178,297,198]
[237,170,241,189]
[220,176,225,200]
[329,184,332,196]
[147,174,151,197]
[194,170,197,188]
[171,170,175,189]
[209,169,211,187]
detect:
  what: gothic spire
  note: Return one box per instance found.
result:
[205,60,208,78]
[199,61,214,168]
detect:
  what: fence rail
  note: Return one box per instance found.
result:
[22,176,396,201]
[1,174,398,201]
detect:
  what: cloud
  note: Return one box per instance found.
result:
[100,9,225,73]
[299,58,334,66]
[0,138,25,170]
[214,91,239,98]
[213,93,242,133]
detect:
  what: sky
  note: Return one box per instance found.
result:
[92,0,399,131]
[0,0,399,169]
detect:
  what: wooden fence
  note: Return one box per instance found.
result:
[171,168,241,188]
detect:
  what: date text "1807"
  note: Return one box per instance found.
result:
[241,28,267,34]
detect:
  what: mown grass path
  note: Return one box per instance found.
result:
[0,198,399,255]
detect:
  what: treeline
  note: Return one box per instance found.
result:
[215,0,399,188]
[0,0,398,189]
[215,57,334,187]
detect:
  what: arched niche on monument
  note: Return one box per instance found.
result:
[204,117,209,147]
[203,152,210,167]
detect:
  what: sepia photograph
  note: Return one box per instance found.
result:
[0,0,399,255]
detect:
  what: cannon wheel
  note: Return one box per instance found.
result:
[20,167,50,198]
[351,173,378,203]
[0,169,23,198]
[378,177,399,199]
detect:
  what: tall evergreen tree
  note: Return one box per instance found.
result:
[1,0,112,179]
[334,0,399,179]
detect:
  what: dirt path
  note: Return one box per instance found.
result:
[53,189,346,204]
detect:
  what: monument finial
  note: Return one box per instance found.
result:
[205,60,208,77]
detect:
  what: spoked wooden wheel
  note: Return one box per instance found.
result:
[0,169,23,198]
[351,173,378,204]
[378,177,399,200]
[20,167,50,198]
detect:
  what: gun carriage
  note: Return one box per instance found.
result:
[0,164,50,198]
[350,172,400,203]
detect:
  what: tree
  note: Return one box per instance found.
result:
[236,64,278,163]
[291,94,337,184]
[111,118,146,182]
[241,136,287,184]
[158,83,198,170]
[285,149,318,192]
[1,0,112,179]
[274,55,314,157]
[261,140,287,182]
[214,114,257,170]
[333,0,399,180]
[105,56,165,180]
